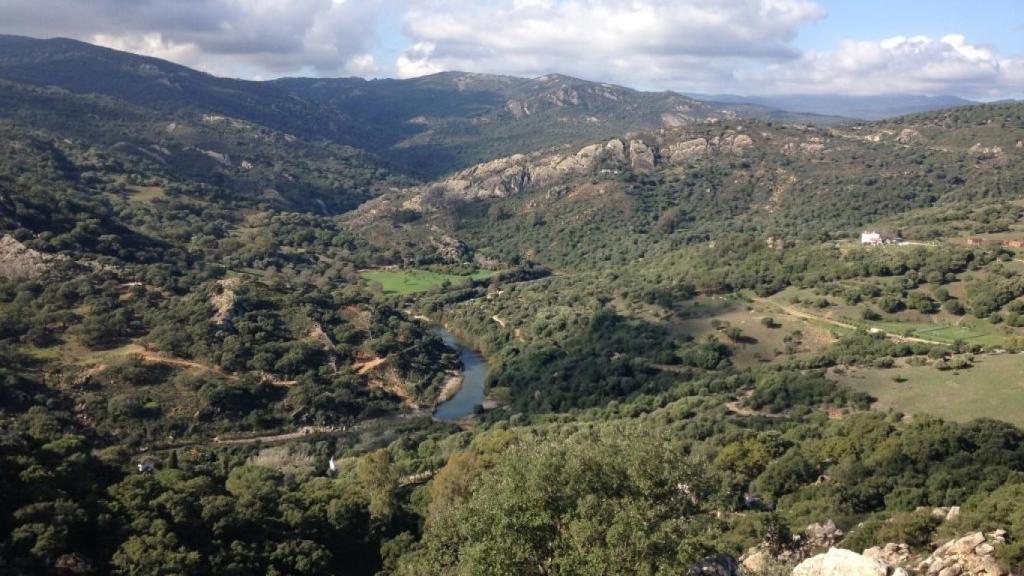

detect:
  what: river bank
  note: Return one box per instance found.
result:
[436,371,464,405]
[430,326,489,421]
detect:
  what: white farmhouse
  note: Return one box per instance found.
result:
[860,230,898,245]
[860,231,883,245]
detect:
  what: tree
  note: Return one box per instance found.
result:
[225,466,283,522]
[426,451,482,529]
[356,449,398,523]
[401,431,721,575]
[111,521,203,576]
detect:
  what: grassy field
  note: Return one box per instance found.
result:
[671,297,836,368]
[362,269,495,295]
[126,185,167,203]
[835,353,1024,427]
[767,286,1014,347]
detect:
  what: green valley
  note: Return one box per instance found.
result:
[3,32,1024,576]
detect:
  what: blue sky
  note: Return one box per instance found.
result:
[1,0,1021,98]
[797,0,1024,54]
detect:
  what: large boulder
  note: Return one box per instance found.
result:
[793,548,894,576]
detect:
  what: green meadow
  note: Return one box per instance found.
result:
[361,269,495,295]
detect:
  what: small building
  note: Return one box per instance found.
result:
[137,459,158,473]
[860,230,899,245]
[1004,239,1024,248]
[328,456,338,474]
[966,237,984,246]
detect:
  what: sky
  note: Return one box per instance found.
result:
[0,0,1022,98]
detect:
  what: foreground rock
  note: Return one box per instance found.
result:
[792,548,900,576]
[742,520,845,573]
[916,531,1008,576]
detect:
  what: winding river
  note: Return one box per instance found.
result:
[432,327,489,421]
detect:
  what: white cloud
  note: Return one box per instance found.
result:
[1,0,386,78]
[746,34,1019,97]
[3,0,1024,97]
[389,1,1023,98]
[395,0,827,85]
[91,33,202,67]
[345,53,380,76]
[395,42,444,78]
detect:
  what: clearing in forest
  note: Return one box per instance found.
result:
[362,268,495,295]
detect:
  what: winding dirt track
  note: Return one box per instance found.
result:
[751,297,946,346]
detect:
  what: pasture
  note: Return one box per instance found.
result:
[362,268,495,295]
[835,353,1024,427]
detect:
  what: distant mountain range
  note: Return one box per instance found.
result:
[687,93,979,121]
[0,34,998,180]
[0,34,845,178]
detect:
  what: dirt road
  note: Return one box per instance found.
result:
[752,297,946,346]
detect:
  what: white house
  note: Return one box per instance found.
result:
[860,231,898,245]
[860,231,882,245]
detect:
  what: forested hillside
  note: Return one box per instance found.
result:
[4,37,1024,576]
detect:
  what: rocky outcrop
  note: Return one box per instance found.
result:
[968,143,1004,159]
[742,520,844,573]
[864,543,912,567]
[404,139,627,211]
[662,112,690,128]
[431,233,472,263]
[742,514,1008,576]
[727,133,754,154]
[0,234,60,280]
[390,128,765,214]
[916,531,1008,576]
[210,277,240,326]
[928,506,961,523]
[605,139,627,164]
[629,139,656,172]
[531,143,606,183]
[308,322,337,370]
[793,548,899,576]
[897,129,925,145]
[667,138,709,164]
[806,521,846,549]
[800,141,826,156]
